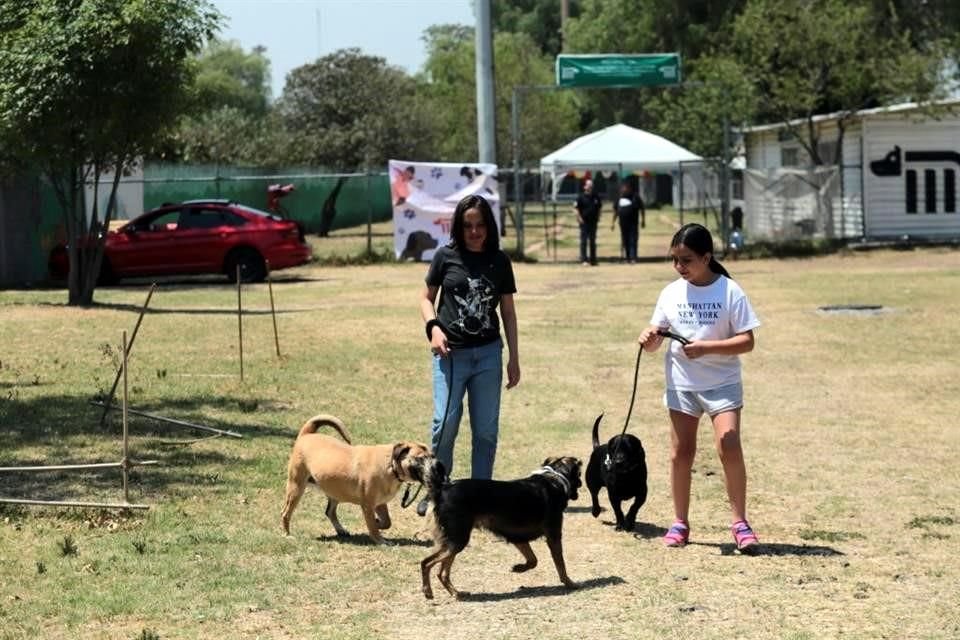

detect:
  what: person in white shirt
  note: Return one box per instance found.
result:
[638,223,761,553]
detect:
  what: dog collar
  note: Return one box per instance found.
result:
[532,466,570,495]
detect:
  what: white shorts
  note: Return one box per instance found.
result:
[665,383,743,418]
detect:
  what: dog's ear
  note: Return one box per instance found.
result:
[542,456,557,467]
[392,443,411,463]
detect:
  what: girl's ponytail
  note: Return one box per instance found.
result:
[708,256,731,279]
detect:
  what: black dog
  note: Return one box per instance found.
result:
[420,456,583,600]
[586,413,647,531]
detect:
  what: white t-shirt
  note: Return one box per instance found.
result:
[649,275,760,391]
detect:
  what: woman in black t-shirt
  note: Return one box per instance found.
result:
[417,195,520,509]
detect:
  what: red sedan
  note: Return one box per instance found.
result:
[50,199,313,284]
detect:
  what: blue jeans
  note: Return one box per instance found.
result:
[430,339,503,480]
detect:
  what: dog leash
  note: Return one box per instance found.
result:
[608,329,691,465]
[402,349,456,509]
[618,329,688,438]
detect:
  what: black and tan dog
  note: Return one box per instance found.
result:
[281,414,437,545]
[586,413,647,531]
[420,456,583,600]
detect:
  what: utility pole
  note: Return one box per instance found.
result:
[560,0,569,52]
[475,0,496,164]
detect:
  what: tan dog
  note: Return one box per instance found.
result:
[281,414,436,545]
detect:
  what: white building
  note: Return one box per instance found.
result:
[740,99,960,241]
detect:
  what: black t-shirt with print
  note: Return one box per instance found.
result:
[425,245,517,349]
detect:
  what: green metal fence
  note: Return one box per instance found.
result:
[142,164,392,233]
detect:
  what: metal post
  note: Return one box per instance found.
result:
[511,87,525,257]
[366,172,373,256]
[266,259,281,358]
[92,402,244,438]
[560,0,570,51]
[838,138,845,240]
[475,0,497,164]
[679,164,685,227]
[99,283,156,426]
[121,330,129,503]
[552,200,559,261]
[236,267,244,382]
[721,111,731,248]
[541,190,549,259]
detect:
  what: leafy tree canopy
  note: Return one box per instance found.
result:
[492,0,580,58]
[276,48,433,171]
[192,38,272,117]
[0,0,220,304]
[418,25,581,169]
[159,38,274,164]
[729,0,948,163]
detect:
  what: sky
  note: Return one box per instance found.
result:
[209,0,477,99]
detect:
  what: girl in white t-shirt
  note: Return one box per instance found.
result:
[638,223,761,553]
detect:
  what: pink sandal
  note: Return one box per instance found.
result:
[732,520,759,552]
[663,520,689,547]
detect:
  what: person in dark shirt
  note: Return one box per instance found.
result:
[416,194,520,513]
[611,181,645,263]
[574,179,603,265]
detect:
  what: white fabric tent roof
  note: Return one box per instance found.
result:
[539,123,702,185]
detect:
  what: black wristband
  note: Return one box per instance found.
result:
[425,319,443,340]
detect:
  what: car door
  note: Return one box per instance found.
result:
[108,208,182,275]
[174,206,243,272]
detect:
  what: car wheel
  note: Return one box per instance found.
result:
[226,248,266,283]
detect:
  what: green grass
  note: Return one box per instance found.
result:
[1,209,959,639]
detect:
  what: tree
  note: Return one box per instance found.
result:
[156,38,274,165]
[0,0,220,305]
[560,0,949,165]
[418,25,581,169]
[275,48,433,171]
[644,55,757,160]
[492,0,580,57]
[193,39,272,117]
[729,0,947,165]
[563,0,747,133]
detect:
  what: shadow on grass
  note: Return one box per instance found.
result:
[688,540,844,557]
[27,300,321,316]
[456,575,625,602]
[0,391,293,504]
[313,533,432,548]
[631,521,668,539]
[1,392,297,445]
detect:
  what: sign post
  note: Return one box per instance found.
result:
[555,53,681,88]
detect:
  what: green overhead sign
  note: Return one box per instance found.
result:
[556,53,681,88]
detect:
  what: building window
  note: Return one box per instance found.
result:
[781,147,800,167]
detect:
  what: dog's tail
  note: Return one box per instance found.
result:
[297,414,352,444]
[592,412,604,449]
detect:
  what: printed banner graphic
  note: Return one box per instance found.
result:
[389,160,500,261]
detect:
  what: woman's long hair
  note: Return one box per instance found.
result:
[670,223,731,278]
[449,194,499,253]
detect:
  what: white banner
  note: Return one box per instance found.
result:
[389,160,500,261]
